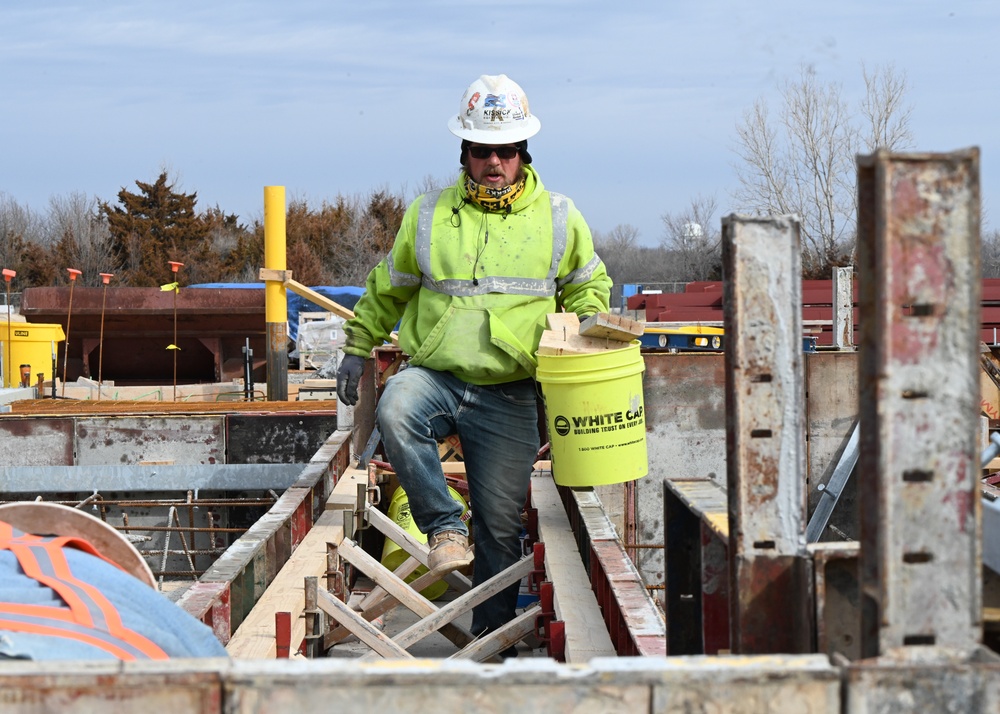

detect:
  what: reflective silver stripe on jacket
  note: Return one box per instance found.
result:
[406,190,570,297]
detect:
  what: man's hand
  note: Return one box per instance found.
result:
[336,354,366,406]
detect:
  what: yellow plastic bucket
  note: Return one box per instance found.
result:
[536,341,648,487]
[380,484,469,600]
[0,321,65,389]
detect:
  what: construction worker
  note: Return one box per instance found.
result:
[337,74,611,647]
[0,502,227,660]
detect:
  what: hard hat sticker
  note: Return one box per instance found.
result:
[466,91,480,115]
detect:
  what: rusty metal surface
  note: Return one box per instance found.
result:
[721,214,812,654]
[76,415,225,466]
[857,149,982,656]
[227,413,340,464]
[20,287,266,384]
[0,417,74,466]
[811,541,861,660]
[265,321,288,401]
[846,646,1000,713]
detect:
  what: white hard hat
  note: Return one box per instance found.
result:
[447,74,541,144]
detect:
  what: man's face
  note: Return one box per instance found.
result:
[466,144,522,188]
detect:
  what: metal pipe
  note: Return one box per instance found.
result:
[61,268,81,396]
[97,272,113,400]
[2,268,15,388]
[263,186,288,401]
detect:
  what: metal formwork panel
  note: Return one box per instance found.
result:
[834,266,855,349]
[76,415,225,466]
[721,214,812,654]
[856,149,982,656]
[0,417,74,467]
[227,413,339,464]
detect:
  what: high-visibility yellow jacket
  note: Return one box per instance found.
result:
[344,166,611,385]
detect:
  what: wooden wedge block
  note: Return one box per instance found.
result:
[537,330,624,355]
[579,313,644,341]
[545,312,581,332]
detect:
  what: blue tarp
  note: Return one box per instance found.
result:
[189,284,365,342]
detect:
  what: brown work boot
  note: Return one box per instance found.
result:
[428,530,472,573]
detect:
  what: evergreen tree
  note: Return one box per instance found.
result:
[99,172,211,286]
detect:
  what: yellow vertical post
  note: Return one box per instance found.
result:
[264,186,288,401]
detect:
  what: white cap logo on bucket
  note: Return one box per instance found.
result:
[553,415,571,436]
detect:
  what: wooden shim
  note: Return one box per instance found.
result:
[530,470,617,662]
[537,330,625,355]
[358,556,534,661]
[365,506,473,592]
[316,588,413,659]
[449,604,541,662]
[579,313,644,341]
[545,312,580,332]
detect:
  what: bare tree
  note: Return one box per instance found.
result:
[593,223,642,283]
[860,62,913,152]
[660,195,722,281]
[983,229,1000,279]
[48,193,116,285]
[732,63,913,277]
[0,193,44,270]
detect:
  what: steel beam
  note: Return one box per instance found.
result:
[721,214,812,654]
[856,149,982,656]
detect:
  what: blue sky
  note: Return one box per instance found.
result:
[1,1,995,247]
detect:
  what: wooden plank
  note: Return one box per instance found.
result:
[358,556,534,661]
[225,509,343,659]
[325,466,370,513]
[324,558,467,649]
[358,556,423,610]
[579,313,644,341]
[365,506,473,592]
[336,538,474,651]
[530,469,617,662]
[338,539,438,618]
[449,604,540,661]
[316,588,413,659]
[226,468,365,659]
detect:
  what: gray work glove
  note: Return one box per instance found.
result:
[336,354,366,406]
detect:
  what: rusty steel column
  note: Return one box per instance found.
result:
[857,149,982,657]
[721,214,813,654]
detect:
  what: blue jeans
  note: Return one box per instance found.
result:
[376,366,540,633]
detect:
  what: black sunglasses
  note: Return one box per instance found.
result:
[468,145,520,160]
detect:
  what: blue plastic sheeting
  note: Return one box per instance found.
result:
[189,284,365,342]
